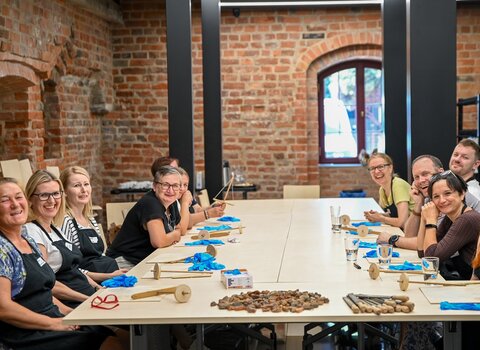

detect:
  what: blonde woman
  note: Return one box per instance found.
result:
[0,178,124,350]
[60,166,123,275]
[364,152,414,228]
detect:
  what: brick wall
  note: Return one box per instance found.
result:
[457,5,480,130]
[0,0,113,205]
[0,1,479,210]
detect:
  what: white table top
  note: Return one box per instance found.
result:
[65,198,480,325]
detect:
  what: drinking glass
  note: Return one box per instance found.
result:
[344,235,360,261]
[377,243,393,268]
[330,206,341,234]
[422,257,439,280]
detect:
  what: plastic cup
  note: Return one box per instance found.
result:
[422,257,439,280]
[330,206,341,234]
[344,235,360,261]
[377,243,393,268]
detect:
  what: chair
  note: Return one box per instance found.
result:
[46,165,60,178]
[0,159,33,189]
[106,202,136,228]
[283,185,320,199]
[197,189,211,208]
[106,202,135,244]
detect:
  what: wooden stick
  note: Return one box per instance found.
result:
[342,296,360,314]
[223,174,234,200]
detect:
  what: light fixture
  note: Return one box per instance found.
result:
[220,1,382,8]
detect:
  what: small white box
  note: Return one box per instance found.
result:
[221,269,253,289]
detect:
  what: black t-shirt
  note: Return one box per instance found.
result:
[106,191,180,265]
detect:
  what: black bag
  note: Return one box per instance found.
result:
[204,327,246,350]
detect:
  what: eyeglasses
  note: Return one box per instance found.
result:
[155,182,181,192]
[367,163,391,172]
[32,191,63,201]
[90,294,119,310]
[430,170,459,182]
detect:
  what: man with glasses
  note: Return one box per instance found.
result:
[449,138,480,200]
[377,154,480,249]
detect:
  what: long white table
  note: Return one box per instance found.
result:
[64,198,477,348]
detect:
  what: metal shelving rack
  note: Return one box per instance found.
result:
[457,95,480,140]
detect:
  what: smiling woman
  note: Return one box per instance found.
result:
[418,171,480,280]
[364,152,414,228]
[0,178,123,350]
[106,166,192,270]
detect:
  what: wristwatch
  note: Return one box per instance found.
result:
[388,234,400,247]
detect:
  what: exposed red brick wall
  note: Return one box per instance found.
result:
[0,1,479,211]
[457,5,480,130]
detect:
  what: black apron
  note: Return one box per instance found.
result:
[32,221,95,307]
[71,218,118,273]
[382,178,399,218]
[0,233,109,350]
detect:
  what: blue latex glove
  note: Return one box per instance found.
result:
[224,269,242,275]
[217,216,240,222]
[388,261,421,271]
[351,222,382,227]
[440,302,480,311]
[197,224,232,231]
[185,239,225,246]
[188,260,225,271]
[101,274,138,288]
[363,250,400,258]
[349,230,358,235]
[184,252,214,264]
[359,241,377,249]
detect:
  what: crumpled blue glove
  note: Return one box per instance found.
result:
[184,252,225,271]
[185,239,225,246]
[101,274,138,288]
[388,261,421,271]
[440,302,480,311]
[184,252,214,263]
[352,222,382,227]
[359,241,377,249]
[217,216,240,222]
[197,224,232,231]
[363,250,400,258]
[224,269,242,275]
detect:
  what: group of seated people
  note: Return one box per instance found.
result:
[364,139,480,282]
[364,139,480,349]
[0,157,223,349]
[1,139,480,349]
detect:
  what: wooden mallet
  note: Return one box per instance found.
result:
[340,215,382,237]
[131,284,192,303]
[191,226,245,240]
[397,273,480,291]
[368,263,423,280]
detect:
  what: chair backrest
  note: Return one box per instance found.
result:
[283,185,320,199]
[46,166,60,178]
[197,189,210,208]
[1,159,28,189]
[19,159,33,185]
[106,202,136,228]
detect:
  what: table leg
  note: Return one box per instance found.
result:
[443,321,461,349]
[357,323,365,350]
[196,324,204,350]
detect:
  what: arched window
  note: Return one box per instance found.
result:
[318,60,383,164]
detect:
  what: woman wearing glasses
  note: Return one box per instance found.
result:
[60,166,122,274]
[364,152,414,228]
[0,178,125,350]
[107,166,191,270]
[418,170,480,280]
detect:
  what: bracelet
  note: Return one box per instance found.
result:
[425,223,437,229]
[412,210,421,217]
[204,210,209,220]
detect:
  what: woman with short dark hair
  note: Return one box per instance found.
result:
[418,170,480,280]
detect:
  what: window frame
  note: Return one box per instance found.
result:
[318,60,382,164]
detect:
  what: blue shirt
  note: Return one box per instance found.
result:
[0,228,42,298]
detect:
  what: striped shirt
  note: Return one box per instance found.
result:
[60,215,100,249]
